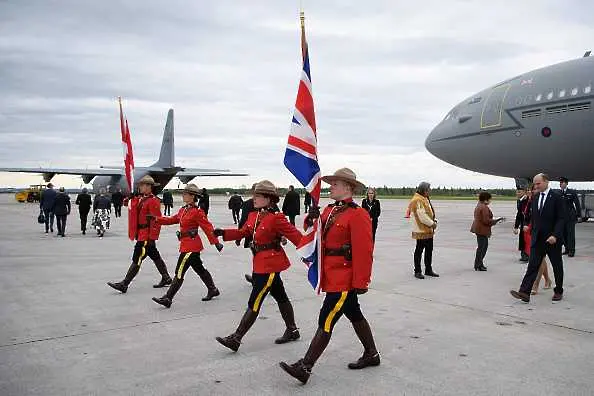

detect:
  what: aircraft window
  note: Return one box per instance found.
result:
[547,91,554,100]
[535,94,542,101]
[585,85,592,94]
[559,89,566,98]
[468,97,481,105]
[571,87,579,96]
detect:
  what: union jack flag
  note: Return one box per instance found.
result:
[283,12,322,293]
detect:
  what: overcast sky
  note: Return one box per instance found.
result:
[1,0,593,190]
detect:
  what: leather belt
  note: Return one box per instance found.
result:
[250,241,281,255]
[176,229,198,240]
[138,223,149,229]
[324,244,352,260]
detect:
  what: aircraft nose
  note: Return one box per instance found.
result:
[425,120,451,157]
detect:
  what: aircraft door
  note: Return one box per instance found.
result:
[480,84,511,129]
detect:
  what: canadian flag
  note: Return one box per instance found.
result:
[118,97,135,193]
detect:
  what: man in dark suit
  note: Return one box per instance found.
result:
[111,188,124,218]
[53,187,71,237]
[513,188,530,262]
[559,177,581,257]
[282,185,301,225]
[511,173,566,303]
[40,183,57,233]
[75,188,92,235]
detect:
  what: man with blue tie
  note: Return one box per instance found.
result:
[511,173,567,303]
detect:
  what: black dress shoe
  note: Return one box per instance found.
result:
[414,273,425,279]
[568,252,575,257]
[475,266,487,271]
[425,271,439,277]
[510,290,530,303]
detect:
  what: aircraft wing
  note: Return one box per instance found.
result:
[0,167,123,183]
[176,168,249,183]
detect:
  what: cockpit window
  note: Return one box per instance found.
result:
[571,87,579,96]
[585,85,592,94]
[559,89,566,98]
[468,97,482,105]
[535,94,542,101]
[547,91,554,100]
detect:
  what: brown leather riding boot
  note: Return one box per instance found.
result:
[152,278,183,308]
[107,263,140,293]
[216,309,258,352]
[275,301,300,344]
[348,319,380,369]
[198,270,220,301]
[152,258,172,288]
[279,327,331,384]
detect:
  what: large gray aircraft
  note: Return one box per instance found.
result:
[425,52,593,187]
[0,109,247,194]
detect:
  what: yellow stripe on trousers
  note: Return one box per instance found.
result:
[252,273,276,313]
[136,241,148,267]
[324,291,348,333]
[177,252,193,279]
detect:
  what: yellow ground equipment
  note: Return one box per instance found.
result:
[15,184,47,203]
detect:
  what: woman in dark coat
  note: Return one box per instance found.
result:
[362,187,381,242]
[470,192,504,271]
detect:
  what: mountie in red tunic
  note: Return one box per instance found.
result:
[223,209,302,274]
[128,194,162,241]
[314,199,374,293]
[156,204,219,253]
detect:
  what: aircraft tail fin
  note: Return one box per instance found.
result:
[155,109,175,168]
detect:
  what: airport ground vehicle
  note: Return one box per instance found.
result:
[14,185,46,203]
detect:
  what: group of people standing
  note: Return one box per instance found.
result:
[106,168,380,385]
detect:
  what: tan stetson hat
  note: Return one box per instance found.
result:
[182,183,200,196]
[138,175,160,186]
[252,180,279,198]
[321,168,366,193]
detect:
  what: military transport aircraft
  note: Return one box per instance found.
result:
[425,52,593,188]
[0,109,247,194]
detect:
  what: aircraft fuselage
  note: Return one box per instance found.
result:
[426,56,594,182]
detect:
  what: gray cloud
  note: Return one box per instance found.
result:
[1,0,593,189]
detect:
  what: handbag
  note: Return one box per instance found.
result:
[37,210,45,224]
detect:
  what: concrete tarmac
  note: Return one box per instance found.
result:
[0,194,593,396]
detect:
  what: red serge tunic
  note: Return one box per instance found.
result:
[156,204,219,253]
[223,209,302,274]
[128,194,162,241]
[316,200,374,292]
